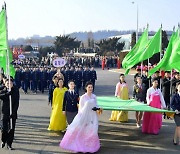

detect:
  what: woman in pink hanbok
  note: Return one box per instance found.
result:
[142,78,166,135]
[60,81,100,153]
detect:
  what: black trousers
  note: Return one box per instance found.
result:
[1,118,16,146]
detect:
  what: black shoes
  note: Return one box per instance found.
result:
[92,107,100,111]
[1,142,14,150]
[7,145,14,150]
[173,139,177,145]
[1,142,5,148]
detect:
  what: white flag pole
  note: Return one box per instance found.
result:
[4,3,13,130]
[160,24,162,90]
[147,24,151,88]
[170,26,175,96]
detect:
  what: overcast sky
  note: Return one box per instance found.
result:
[1,0,180,39]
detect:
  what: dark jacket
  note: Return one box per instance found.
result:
[171,93,180,113]
[83,70,90,81]
[133,83,146,102]
[142,75,151,90]
[172,78,180,94]
[162,77,171,105]
[48,83,56,104]
[0,86,20,119]
[73,71,83,86]
[90,70,97,81]
[63,91,79,112]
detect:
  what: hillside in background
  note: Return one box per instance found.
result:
[9,30,173,47]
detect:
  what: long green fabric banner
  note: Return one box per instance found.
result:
[97,96,175,113]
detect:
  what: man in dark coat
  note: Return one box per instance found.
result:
[73,66,83,93]
[31,68,40,94]
[63,80,79,125]
[90,67,97,90]
[48,76,58,106]
[22,68,30,94]
[162,71,171,109]
[172,72,180,94]
[0,79,19,150]
[14,68,21,89]
[142,70,151,91]
[83,66,90,89]
[39,67,47,93]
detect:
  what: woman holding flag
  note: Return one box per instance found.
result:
[109,74,129,122]
[142,78,166,134]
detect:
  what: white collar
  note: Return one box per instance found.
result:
[69,89,74,93]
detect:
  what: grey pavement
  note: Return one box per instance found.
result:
[0,68,180,154]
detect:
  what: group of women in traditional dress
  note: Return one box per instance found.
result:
[47,77,101,153]
[110,73,180,143]
[47,72,180,153]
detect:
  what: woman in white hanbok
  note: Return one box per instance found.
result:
[60,81,100,153]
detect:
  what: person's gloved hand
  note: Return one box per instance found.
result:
[92,107,100,111]
[9,114,15,118]
[6,91,12,95]
[175,109,179,114]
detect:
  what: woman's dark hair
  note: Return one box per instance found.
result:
[119,74,126,84]
[84,81,93,92]
[56,78,64,87]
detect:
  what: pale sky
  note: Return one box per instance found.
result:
[1,0,180,39]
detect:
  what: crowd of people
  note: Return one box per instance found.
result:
[13,55,121,69]
[0,56,180,151]
[110,69,180,145]
[14,61,97,96]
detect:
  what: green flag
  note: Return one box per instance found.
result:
[123,28,162,75]
[148,29,180,76]
[0,8,15,78]
[122,28,148,74]
[168,30,180,72]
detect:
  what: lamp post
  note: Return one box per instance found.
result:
[132,1,138,43]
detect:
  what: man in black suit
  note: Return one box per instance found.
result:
[172,72,180,94]
[90,67,97,90]
[63,80,79,125]
[0,79,19,150]
[83,66,90,89]
[162,71,171,109]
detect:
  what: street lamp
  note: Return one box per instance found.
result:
[132,1,138,43]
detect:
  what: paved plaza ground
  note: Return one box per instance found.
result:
[0,68,180,154]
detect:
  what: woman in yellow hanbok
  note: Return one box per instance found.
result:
[109,74,129,122]
[48,78,68,131]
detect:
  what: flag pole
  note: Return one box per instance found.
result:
[170,26,175,97]
[147,23,151,87]
[4,3,13,130]
[160,24,162,90]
